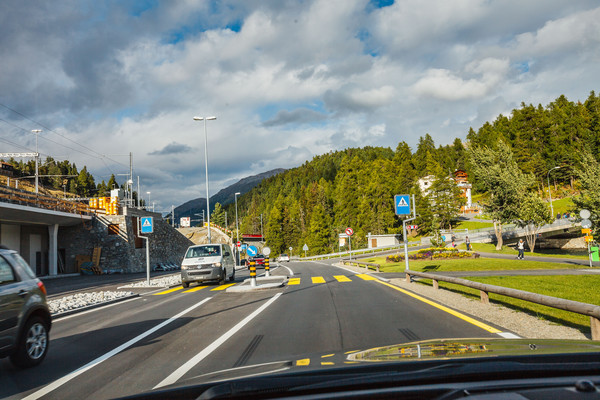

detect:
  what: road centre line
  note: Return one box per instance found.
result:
[373,280,502,334]
[23,297,213,400]
[155,292,283,389]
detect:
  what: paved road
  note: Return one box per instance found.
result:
[1,261,509,399]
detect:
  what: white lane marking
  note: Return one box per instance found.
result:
[155,292,283,389]
[23,297,213,400]
[54,297,140,321]
[497,332,521,339]
[279,264,294,276]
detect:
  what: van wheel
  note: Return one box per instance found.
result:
[229,268,235,282]
[10,316,49,368]
[182,282,189,288]
[218,269,226,285]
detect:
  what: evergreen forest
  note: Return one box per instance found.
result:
[226,91,600,256]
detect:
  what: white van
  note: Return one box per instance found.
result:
[180,244,235,287]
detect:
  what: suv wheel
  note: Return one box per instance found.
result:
[10,316,49,368]
[182,281,190,288]
[229,267,235,282]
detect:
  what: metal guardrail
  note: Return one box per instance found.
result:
[404,269,600,340]
[341,259,380,272]
[301,242,421,261]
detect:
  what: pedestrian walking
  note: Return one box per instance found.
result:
[451,233,456,248]
[465,236,471,251]
[517,239,525,260]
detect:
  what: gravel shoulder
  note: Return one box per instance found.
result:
[337,264,588,340]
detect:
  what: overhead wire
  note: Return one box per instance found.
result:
[0,103,129,169]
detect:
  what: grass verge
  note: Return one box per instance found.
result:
[460,243,589,260]
[362,255,582,273]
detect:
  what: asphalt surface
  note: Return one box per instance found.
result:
[2,261,508,399]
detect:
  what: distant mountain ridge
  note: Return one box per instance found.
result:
[173,168,285,223]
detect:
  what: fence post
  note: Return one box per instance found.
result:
[405,273,411,283]
[592,317,600,340]
[433,279,439,290]
[480,290,490,304]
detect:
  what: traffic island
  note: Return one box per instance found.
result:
[226,276,287,292]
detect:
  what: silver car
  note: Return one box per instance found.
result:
[181,244,235,287]
[0,246,51,368]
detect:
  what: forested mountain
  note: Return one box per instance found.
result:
[226,91,600,256]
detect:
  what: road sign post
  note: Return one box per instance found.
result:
[580,210,594,268]
[138,217,154,285]
[302,244,308,257]
[395,194,416,272]
[345,227,354,261]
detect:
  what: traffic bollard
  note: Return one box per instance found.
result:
[249,259,257,287]
[265,256,270,277]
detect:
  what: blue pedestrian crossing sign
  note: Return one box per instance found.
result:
[140,217,154,234]
[394,195,411,215]
[247,245,258,257]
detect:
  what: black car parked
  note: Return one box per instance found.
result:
[0,246,51,367]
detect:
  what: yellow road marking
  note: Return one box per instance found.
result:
[288,278,301,285]
[333,275,352,282]
[312,276,326,284]
[375,280,501,333]
[321,354,335,358]
[344,350,359,354]
[344,361,359,364]
[356,274,376,281]
[211,283,235,291]
[296,358,310,366]
[153,287,184,295]
[321,362,334,366]
[183,286,208,293]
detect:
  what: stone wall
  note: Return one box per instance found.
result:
[58,208,193,273]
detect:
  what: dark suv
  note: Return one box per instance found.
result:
[0,246,51,367]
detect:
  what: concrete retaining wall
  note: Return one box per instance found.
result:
[58,208,193,273]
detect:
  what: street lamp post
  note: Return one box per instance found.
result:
[31,129,42,194]
[547,166,561,219]
[146,191,151,211]
[193,116,217,243]
[235,192,241,266]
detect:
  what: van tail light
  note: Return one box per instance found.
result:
[37,281,47,296]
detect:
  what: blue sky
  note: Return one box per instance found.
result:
[1,0,599,210]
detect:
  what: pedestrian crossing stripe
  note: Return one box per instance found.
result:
[356,274,376,281]
[312,276,326,284]
[288,278,301,285]
[184,286,207,293]
[333,275,351,282]
[211,283,235,291]
[153,287,184,295]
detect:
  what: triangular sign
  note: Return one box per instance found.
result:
[397,197,408,207]
[142,219,152,227]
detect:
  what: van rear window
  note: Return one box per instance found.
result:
[185,246,221,258]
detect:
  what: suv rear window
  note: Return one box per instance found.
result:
[185,245,221,258]
[0,256,16,285]
[8,253,36,280]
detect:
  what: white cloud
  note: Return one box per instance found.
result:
[0,1,599,208]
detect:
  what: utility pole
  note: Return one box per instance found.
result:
[171,205,175,227]
[31,130,42,194]
[129,152,133,208]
